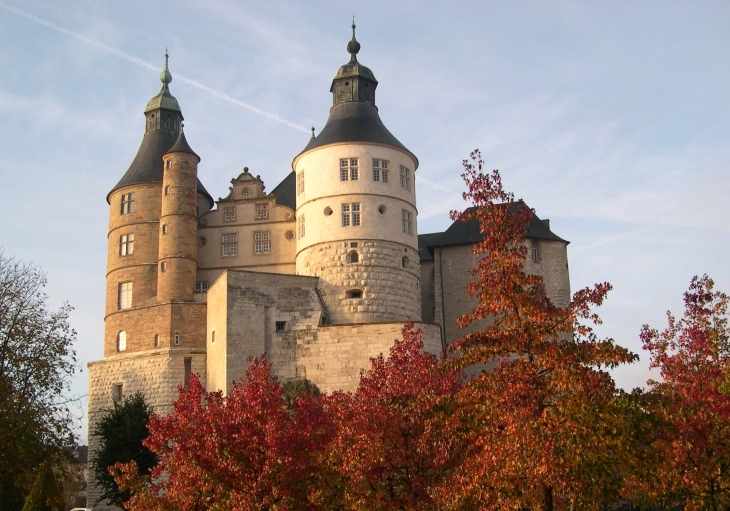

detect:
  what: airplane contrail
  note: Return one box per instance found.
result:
[0,2,310,133]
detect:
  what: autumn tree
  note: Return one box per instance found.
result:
[114,358,335,511]
[446,151,637,510]
[328,322,468,510]
[0,252,77,510]
[639,275,730,510]
[91,392,157,507]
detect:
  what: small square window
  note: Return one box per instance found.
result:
[275,321,287,332]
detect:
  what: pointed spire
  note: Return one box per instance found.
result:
[160,50,173,86]
[347,19,360,62]
[166,123,199,159]
[310,127,316,139]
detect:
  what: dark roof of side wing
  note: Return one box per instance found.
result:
[418,204,568,262]
[271,171,296,210]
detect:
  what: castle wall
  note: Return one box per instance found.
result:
[432,239,571,346]
[87,349,206,510]
[298,240,421,323]
[206,269,441,394]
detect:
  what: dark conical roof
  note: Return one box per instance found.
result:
[165,126,199,159]
[299,102,416,165]
[107,53,213,207]
[297,23,417,166]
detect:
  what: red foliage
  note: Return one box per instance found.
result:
[329,322,468,510]
[640,275,730,510]
[114,357,333,511]
[446,151,637,509]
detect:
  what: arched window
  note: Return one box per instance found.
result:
[117,331,127,352]
[348,251,359,264]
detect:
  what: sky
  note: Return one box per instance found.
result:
[1,1,729,443]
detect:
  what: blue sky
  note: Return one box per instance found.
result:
[2,1,729,442]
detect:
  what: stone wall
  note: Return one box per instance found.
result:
[104,302,207,356]
[206,269,441,394]
[297,240,421,323]
[432,239,571,346]
[87,349,206,510]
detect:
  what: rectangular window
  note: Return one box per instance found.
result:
[275,321,287,332]
[373,159,389,182]
[400,166,411,191]
[112,383,123,404]
[342,203,361,227]
[120,193,136,214]
[340,158,358,181]
[175,334,180,345]
[222,234,238,257]
[299,215,305,238]
[224,207,236,222]
[118,282,132,310]
[195,281,209,293]
[298,171,305,195]
[254,231,270,254]
[119,234,134,256]
[256,204,268,219]
[184,357,192,384]
[531,240,541,263]
[402,210,413,235]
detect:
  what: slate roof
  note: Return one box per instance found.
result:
[297,102,417,165]
[271,171,296,210]
[418,204,568,262]
[107,129,213,207]
[165,128,199,159]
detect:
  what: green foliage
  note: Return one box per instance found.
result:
[0,252,77,510]
[282,378,321,412]
[21,460,64,511]
[91,392,157,508]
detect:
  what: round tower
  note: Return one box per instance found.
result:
[158,127,200,302]
[103,53,213,356]
[293,24,421,324]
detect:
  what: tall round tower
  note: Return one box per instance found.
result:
[293,24,421,324]
[103,53,213,356]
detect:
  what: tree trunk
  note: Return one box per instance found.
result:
[542,485,553,511]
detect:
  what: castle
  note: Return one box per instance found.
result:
[87,25,571,508]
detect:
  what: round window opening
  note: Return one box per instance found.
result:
[324,207,333,216]
[286,231,295,240]
[378,205,387,214]
[242,188,250,197]
[199,237,207,247]
[345,81,350,86]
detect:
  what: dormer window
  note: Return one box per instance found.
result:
[242,188,250,197]
[256,204,268,219]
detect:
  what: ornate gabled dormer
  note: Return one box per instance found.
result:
[330,23,378,105]
[218,167,267,202]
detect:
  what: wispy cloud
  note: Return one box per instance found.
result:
[0,2,310,133]
[570,226,657,253]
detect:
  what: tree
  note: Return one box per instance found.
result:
[640,275,730,510]
[328,322,468,510]
[91,392,157,507]
[445,151,637,510]
[20,460,64,511]
[0,252,77,510]
[114,359,334,511]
